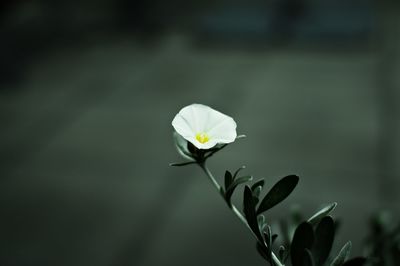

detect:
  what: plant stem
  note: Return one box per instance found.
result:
[199,162,284,266]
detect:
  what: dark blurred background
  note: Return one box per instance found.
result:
[0,0,399,265]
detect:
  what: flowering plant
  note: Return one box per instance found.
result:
[171,104,366,266]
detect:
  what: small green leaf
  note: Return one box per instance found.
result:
[291,222,315,266]
[342,257,367,266]
[257,175,299,215]
[331,241,352,266]
[219,187,225,196]
[308,202,337,225]
[233,166,246,179]
[225,175,253,205]
[243,185,262,241]
[252,180,263,205]
[303,249,315,266]
[227,176,253,191]
[312,216,335,265]
[203,143,228,159]
[169,161,196,166]
[252,186,262,199]
[264,225,272,246]
[173,132,194,160]
[265,225,274,265]
[224,171,233,190]
[279,245,286,262]
[258,215,266,231]
[251,179,265,191]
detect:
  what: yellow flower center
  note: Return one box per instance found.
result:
[196,132,210,144]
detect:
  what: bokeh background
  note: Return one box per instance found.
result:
[1,0,399,265]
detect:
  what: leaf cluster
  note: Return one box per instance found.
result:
[233,173,299,265]
[170,132,367,266]
[290,217,365,266]
[220,167,252,207]
[220,169,366,266]
[276,202,366,266]
[363,211,400,266]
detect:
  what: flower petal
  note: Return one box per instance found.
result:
[171,113,194,140]
[186,104,212,133]
[172,103,237,149]
[208,116,237,142]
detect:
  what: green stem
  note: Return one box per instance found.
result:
[199,162,284,266]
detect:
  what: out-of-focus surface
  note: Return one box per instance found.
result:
[0,1,399,265]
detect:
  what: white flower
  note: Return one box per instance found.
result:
[172,103,237,149]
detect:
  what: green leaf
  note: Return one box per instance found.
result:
[303,249,315,266]
[227,176,253,192]
[312,216,335,266]
[173,132,194,160]
[264,225,274,265]
[219,187,225,196]
[169,161,196,167]
[258,215,266,231]
[203,143,228,159]
[342,257,367,266]
[257,175,299,215]
[252,186,262,199]
[251,179,265,191]
[236,134,246,139]
[252,180,263,205]
[291,222,315,266]
[331,241,352,266]
[225,175,253,205]
[308,202,337,225]
[243,185,263,241]
[279,245,286,262]
[224,171,233,191]
[233,166,246,179]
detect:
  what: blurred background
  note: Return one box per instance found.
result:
[0,0,399,265]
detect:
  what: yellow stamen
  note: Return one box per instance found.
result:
[196,133,210,144]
